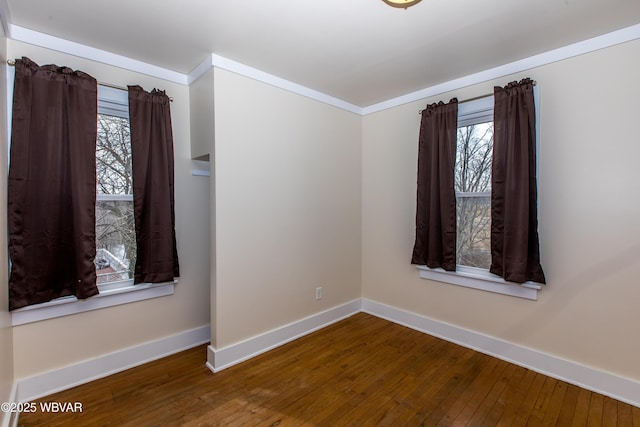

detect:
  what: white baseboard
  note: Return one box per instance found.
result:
[11,298,640,412]
[16,325,210,403]
[361,298,640,408]
[1,381,18,427]
[207,299,362,372]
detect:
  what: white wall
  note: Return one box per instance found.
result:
[189,68,217,347]
[0,24,15,426]
[361,39,640,382]
[8,41,210,379]
[211,69,362,348]
[189,68,215,161]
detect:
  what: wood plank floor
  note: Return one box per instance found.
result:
[18,313,640,426]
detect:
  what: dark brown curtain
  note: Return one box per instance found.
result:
[8,57,98,310]
[490,79,545,283]
[128,85,180,284]
[411,99,458,271]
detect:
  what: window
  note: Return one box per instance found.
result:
[96,87,136,290]
[11,85,175,326]
[455,100,493,270]
[417,93,541,300]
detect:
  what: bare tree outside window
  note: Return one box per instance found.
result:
[95,114,136,284]
[455,122,493,269]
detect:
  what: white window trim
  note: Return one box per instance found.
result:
[416,88,542,300]
[97,84,129,117]
[456,191,490,198]
[97,194,133,202]
[417,265,540,300]
[11,280,177,326]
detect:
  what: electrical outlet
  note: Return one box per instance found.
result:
[315,286,323,300]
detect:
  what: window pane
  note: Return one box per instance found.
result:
[455,122,493,193]
[456,196,491,269]
[456,121,493,269]
[97,114,132,195]
[96,200,136,284]
[96,112,135,284]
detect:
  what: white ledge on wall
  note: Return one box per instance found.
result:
[417,265,540,300]
[191,159,210,177]
[11,280,177,326]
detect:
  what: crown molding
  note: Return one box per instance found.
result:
[5,22,640,116]
[203,53,363,115]
[362,23,640,115]
[187,55,215,85]
[187,53,363,114]
[8,25,188,85]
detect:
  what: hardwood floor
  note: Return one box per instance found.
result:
[18,313,640,426]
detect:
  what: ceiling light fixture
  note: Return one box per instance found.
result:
[382,0,422,8]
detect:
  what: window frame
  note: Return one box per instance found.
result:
[454,118,493,270]
[95,86,136,290]
[11,84,175,326]
[417,89,542,300]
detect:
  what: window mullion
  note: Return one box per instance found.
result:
[96,194,134,202]
[456,191,490,198]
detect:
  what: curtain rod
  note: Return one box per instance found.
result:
[418,80,537,114]
[7,59,173,102]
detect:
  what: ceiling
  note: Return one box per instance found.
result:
[3,0,640,107]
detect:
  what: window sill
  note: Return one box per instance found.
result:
[11,280,177,326]
[416,265,540,300]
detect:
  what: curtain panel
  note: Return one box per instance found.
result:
[128,86,180,284]
[490,79,546,283]
[8,57,98,310]
[411,99,459,271]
